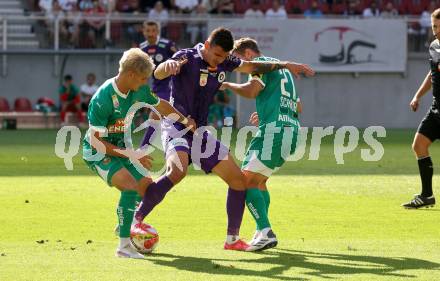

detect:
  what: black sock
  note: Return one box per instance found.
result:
[418,157,433,197]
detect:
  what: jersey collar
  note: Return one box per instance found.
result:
[111,78,128,99]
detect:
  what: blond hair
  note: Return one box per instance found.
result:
[119,48,155,77]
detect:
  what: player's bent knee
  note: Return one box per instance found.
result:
[412,140,429,156]
[228,175,246,191]
[166,166,187,185]
[111,169,138,191]
[137,177,153,197]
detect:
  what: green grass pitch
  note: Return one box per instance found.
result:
[0,129,439,280]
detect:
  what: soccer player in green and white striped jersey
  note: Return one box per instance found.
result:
[221,38,314,251]
[83,48,194,258]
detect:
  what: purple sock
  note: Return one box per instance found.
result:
[140,125,156,147]
[135,176,174,221]
[226,188,246,236]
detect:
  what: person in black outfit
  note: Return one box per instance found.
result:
[403,8,440,209]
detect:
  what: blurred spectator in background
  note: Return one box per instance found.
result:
[304,1,324,18]
[44,0,69,45]
[175,0,198,13]
[79,0,94,10]
[116,0,139,12]
[99,0,117,12]
[362,1,380,17]
[380,2,398,17]
[419,0,438,47]
[80,73,98,111]
[116,0,142,46]
[210,0,234,14]
[83,0,106,47]
[187,3,208,45]
[39,0,53,13]
[66,3,82,47]
[265,0,287,19]
[58,0,77,11]
[148,1,170,21]
[59,75,84,125]
[344,0,362,16]
[285,0,305,15]
[244,0,264,18]
[201,0,215,12]
[139,0,172,13]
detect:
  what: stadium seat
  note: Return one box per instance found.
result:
[234,0,252,13]
[404,0,429,15]
[0,97,10,112]
[14,97,33,112]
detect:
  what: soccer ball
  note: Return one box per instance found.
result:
[130,223,159,254]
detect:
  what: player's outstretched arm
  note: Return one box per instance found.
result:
[235,60,315,79]
[154,99,196,132]
[410,71,432,112]
[220,79,263,99]
[154,59,188,80]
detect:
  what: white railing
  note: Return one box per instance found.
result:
[0,13,430,76]
[0,13,427,50]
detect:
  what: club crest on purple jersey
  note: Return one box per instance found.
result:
[218,71,226,83]
[200,69,209,87]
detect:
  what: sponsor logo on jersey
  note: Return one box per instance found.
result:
[112,94,119,108]
[158,43,166,48]
[155,54,164,62]
[147,48,156,54]
[107,118,126,133]
[218,71,226,83]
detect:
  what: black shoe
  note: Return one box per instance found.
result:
[402,194,435,209]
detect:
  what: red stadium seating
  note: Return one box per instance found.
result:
[404,0,430,15]
[14,97,33,112]
[0,97,10,112]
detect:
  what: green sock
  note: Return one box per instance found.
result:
[117,191,138,238]
[246,188,271,230]
[135,194,142,211]
[261,190,270,215]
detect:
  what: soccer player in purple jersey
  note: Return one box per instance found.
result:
[132,27,314,251]
[139,21,178,149]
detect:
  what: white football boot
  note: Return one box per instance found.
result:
[115,239,144,259]
[249,230,261,245]
[246,227,278,252]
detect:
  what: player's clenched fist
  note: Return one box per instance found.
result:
[139,154,153,170]
[164,59,188,76]
[410,97,420,112]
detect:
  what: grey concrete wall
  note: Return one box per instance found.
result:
[0,53,434,128]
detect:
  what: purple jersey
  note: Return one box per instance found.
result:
[140,37,177,99]
[169,43,242,126]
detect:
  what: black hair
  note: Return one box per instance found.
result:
[208,27,234,52]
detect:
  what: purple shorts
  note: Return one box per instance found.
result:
[161,119,229,174]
